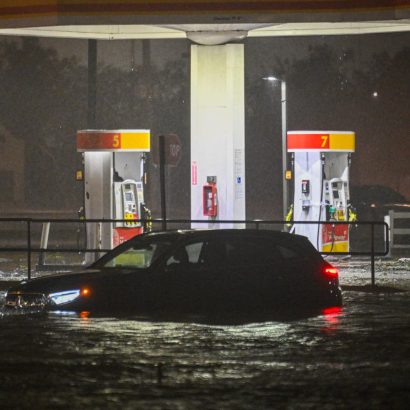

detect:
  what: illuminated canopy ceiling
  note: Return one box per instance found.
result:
[0,1,409,43]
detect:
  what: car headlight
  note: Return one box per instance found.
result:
[49,289,80,305]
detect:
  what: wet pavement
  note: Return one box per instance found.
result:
[0,257,410,409]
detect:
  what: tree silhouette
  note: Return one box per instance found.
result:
[0,37,87,210]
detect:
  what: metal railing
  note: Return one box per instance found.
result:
[0,218,389,286]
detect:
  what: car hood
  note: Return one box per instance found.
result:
[6,268,129,295]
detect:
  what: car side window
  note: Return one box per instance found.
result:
[201,237,281,268]
[224,237,281,267]
[201,239,227,267]
[163,237,304,271]
[186,242,204,263]
[165,241,205,268]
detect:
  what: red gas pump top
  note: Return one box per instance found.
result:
[287,131,355,152]
[77,129,150,152]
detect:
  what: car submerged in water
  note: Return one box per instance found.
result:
[4,229,342,318]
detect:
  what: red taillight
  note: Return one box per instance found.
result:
[322,306,342,315]
[323,265,339,279]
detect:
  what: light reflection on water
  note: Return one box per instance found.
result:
[0,292,409,409]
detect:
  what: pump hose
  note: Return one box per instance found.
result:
[316,163,326,250]
[142,205,153,233]
[285,205,293,230]
[329,219,336,253]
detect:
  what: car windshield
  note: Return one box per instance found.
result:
[95,238,172,269]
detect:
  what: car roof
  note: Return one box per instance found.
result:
[140,229,308,243]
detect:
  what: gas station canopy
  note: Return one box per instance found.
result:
[0,0,409,43]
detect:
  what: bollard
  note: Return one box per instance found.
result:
[27,219,32,280]
[371,223,375,287]
[156,362,164,384]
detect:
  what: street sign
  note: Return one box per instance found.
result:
[152,134,182,166]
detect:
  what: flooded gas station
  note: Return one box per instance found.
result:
[1,257,410,408]
[1,0,410,408]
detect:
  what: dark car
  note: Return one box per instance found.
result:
[4,229,342,317]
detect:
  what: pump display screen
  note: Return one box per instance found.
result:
[125,192,133,202]
[332,182,341,199]
[301,180,310,194]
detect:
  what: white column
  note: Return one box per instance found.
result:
[293,152,322,248]
[84,152,113,259]
[190,44,245,228]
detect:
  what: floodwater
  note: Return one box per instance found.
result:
[0,258,410,409]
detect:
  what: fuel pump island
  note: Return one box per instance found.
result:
[288,131,356,252]
[77,129,150,260]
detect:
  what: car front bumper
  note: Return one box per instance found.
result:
[5,291,49,309]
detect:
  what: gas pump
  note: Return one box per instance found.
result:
[113,179,145,246]
[77,129,151,261]
[324,178,348,221]
[287,131,355,252]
